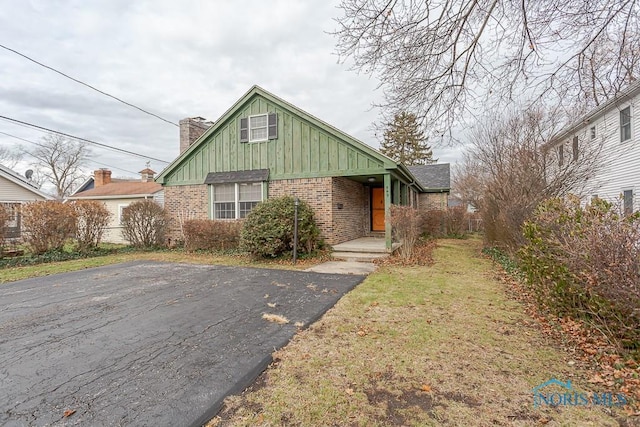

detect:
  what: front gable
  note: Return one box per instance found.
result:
[157,86,395,186]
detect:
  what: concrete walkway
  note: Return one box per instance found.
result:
[305,260,377,275]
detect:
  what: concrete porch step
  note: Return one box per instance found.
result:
[331,251,389,262]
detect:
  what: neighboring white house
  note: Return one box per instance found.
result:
[548,80,640,214]
[68,168,163,244]
[0,164,53,239]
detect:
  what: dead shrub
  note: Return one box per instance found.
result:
[444,205,467,237]
[22,201,77,255]
[70,200,111,250]
[519,196,640,352]
[422,208,445,237]
[389,205,423,259]
[0,205,9,251]
[121,200,167,248]
[183,219,242,251]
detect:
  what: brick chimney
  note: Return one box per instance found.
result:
[139,168,156,183]
[179,117,213,154]
[94,169,112,187]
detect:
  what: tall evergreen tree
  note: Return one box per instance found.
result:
[380,112,435,165]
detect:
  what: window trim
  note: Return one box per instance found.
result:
[248,114,269,143]
[590,125,596,140]
[118,203,129,225]
[210,182,264,220]
[620,106,632,142]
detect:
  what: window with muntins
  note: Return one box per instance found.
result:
[621,107,631,142]
[590,126,596,140]
[240,113,278,143]
[212,182,263,219]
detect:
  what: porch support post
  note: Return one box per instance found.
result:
[384,173,392,251]
[393,179,400,204]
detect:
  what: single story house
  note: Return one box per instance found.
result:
[0,164,53,239]
[547,80,640,214]
[68,168,163,244]
[408,163,451,209]
[156,85,436,250]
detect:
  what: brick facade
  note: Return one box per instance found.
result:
[269,176,369,245]
[165,177,371,246]
[164,184,209,243]
[331,177,369,243]
[418,192,449,210]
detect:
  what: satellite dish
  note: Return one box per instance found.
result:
[25,169,33,180]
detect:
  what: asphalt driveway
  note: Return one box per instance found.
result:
[0,261,364,426]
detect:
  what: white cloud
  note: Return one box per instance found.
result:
[0,0,460,186]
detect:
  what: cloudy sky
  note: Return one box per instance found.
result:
[0,0,458,187]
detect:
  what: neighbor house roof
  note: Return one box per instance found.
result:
[407,163,450,191]
[68,181,162,199]
[548,79,640,146]
[0,163,53,200]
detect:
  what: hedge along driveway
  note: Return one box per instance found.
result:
[0,260,364,426]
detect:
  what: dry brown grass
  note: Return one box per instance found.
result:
[209,238,635,426]
[262,313,290,324]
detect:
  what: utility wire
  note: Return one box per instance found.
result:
[0,115,170,164]
[0,43,182,128]
[0,130,141,175]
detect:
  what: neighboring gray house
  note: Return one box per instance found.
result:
[0,164,53,238]
[408,163,451,210]
[547,80,640,214]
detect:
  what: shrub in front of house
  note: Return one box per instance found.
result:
[240,196,320,258]
[389,205,423,260]
[70,200,111,251]
[0,204,9,251]
[183,219,242,251]
[22,201,77,255]
[519,196,640,352]
[121,200,168,248]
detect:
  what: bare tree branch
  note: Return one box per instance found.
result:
[21,134,90,198]
[334,0,640,135]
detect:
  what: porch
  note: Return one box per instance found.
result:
[331,237,402,262]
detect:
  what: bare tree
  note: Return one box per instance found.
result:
[0,146,23,169]
[23,134,89,198]
[463,107,604,249]
[334,0,640,132]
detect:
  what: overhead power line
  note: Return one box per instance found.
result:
[0,43,181,128]
[0,130,141,175]
[0,115,170,164]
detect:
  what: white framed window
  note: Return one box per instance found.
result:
[249,114,268,142]
[590,126,596,140]
[118,204,129,225]
[572,136,578,161]
[621,106,631,142]
[212,182,263,219]
[239,113,278,143]
[558,143,564,167]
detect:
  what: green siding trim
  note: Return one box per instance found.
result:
[384,173,392,251]
[157,86,403,187]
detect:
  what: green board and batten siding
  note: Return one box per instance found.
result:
[158,87,392,186]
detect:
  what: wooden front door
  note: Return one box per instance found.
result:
[371,187,385,231]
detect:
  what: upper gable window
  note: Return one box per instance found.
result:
[240,113,278,143]
[621,106,631,142]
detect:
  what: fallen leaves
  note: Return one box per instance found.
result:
[62,409,76,418]
[262,313,289,324]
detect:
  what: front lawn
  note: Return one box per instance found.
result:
[211,239,633,426]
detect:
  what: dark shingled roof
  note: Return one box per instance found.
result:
[407,163,450,190]
[204,169,269,184]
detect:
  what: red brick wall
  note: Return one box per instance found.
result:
[418,192,449,210]
[331,177,368,243]
[164,177,369,246]
[269,177,334,242]
[164,184,209,243]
